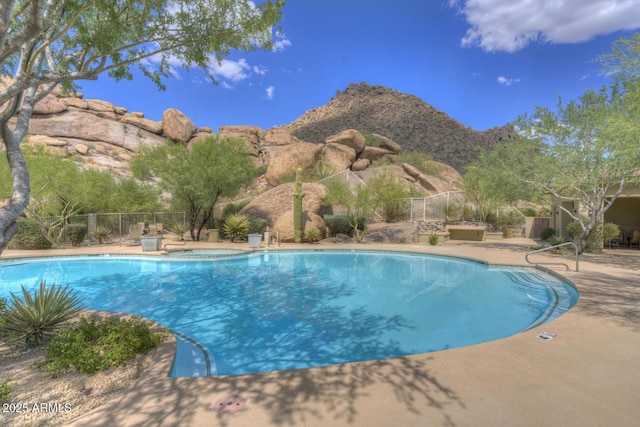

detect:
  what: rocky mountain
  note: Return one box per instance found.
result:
[281,82,516,171]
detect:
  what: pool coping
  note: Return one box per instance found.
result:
[3,238,640,426]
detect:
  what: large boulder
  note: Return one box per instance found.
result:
[359,146,394,162]
[272,210,327,242]
[402,163,458,193]
[162,108,197,142]
[371,133,402,153]
[218,125,265,145]
[21,109,165,151]
[265,142,321,187]
[263,128,301,146]
[33,96,68,115]
[365,223,419,244]
[240,182,327,227]
[319,143,356,172]
[325,129,366,155]
[351,158,370,171]
[121,113,163,134]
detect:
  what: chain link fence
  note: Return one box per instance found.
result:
[43,212,186,240]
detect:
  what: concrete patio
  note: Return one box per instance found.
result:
[3,237,639,426]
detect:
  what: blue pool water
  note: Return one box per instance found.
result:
[0,251,578,377]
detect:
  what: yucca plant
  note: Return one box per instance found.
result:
[92,225,112,244]
[0,281,84,349]
[223,214,249,242]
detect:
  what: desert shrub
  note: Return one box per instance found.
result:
[521,207,538,217]
[0,281,84,349]
[462,204,475,221]
[362,132,381,147]
[601,222,620,245]
[539,227,556,241]
[323,215,365,236]
[223,214,249,242]
[8,218,52,250]
[65,223,87,246]
[221,200,250,218]
[42,316,165,377]
[0,379,10,402]
[248,218,267,234]
[566,221,583,240]
[305,227,321,243]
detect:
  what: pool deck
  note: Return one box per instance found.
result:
[3,238,640,427]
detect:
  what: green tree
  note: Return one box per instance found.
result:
[461,136,547,221]
[323,171,396,242]
[515,84,640,253]
[132,135,259,241]
[0,0,284,254]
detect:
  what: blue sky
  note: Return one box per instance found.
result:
[80,1,640,133]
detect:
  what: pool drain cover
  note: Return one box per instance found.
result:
[537,332,556,340]
[214,395,247,414]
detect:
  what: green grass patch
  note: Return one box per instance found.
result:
[41,316,166,377]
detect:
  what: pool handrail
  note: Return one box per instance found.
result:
[525,242,579,272]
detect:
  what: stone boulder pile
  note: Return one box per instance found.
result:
[6,83,211,176]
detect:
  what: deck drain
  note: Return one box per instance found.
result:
[214,395,247,414]
[537,332,556,340]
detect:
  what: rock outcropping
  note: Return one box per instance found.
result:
[4,83,208,176]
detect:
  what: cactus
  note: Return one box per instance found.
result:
[293,168,307,243]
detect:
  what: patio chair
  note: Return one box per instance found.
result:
[120,223,144,246]
[631,230,640,249]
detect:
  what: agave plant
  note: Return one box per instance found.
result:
[92,225,112,244]
[0,281,84,349]
[223,214,249,242]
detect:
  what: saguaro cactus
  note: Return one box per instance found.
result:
[293,168,307,243]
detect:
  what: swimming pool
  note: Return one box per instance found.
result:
[0,250,578,377]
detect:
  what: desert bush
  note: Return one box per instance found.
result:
[221,200,251,218]
[0,281,84,349]
[539,227,556,241]
[223,214,249,242]
[248,218,268,234]
[8,218,52,250]
[601,222,621,245]
[323,215,365,236]
[42,316,165,377]
[65,223,87,246]
[0,379,10,402]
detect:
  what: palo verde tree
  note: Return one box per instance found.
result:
[516,82,640,253]
[461,135,547,221]
[132,135,259,241]
[464,34,640,253]
[0,0,284,254]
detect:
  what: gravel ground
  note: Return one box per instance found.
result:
[0,313,166,427]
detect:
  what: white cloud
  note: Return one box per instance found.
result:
[273,36,292,52]
[208,58,251,84]
[266,86,275,100]
[253,65,268,75]
[450,0,640,52]
[497,76,520,86]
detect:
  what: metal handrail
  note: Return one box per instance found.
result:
[525,242,579,272]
